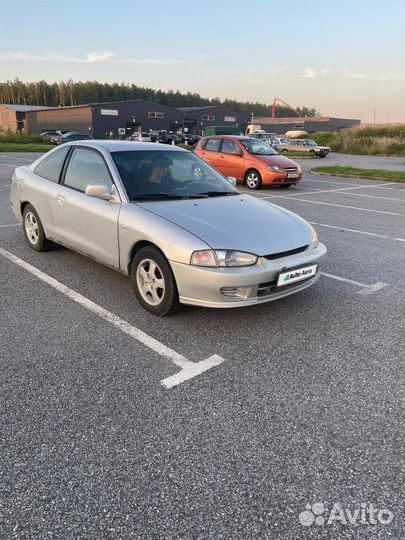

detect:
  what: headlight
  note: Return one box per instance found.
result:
[310,226,319,249]
[191,250,258,267]
[267,165,283,172]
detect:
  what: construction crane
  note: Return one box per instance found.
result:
[272,98,300,119]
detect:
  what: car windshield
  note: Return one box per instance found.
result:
[306,140,317,146]
[111,150,239,200]
[240,139,278,155]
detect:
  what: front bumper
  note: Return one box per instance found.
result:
[170,242,327,308]
[261,170,302,186]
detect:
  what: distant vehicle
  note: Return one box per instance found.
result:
[285,130,308,138]
[277,139,331,158]
[52,132,93,145]
[249,132,278,141]
[130,132,153,142]
[195,135,302,190]
[184,134,201,145]
[40,130,68,139]
[158,133,183,145]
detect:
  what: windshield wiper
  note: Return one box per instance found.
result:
[197,191,238,197]
[132,192,208,201]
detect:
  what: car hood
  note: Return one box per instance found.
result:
[137,195,312,256]
[253,154,299,168]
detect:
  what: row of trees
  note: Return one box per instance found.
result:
[0,79,318,118]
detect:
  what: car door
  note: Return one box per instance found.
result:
[53,146,121,268]
[198,138,223,172]
[218,138,245,180]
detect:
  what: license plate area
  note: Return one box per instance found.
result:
[287,173,298,179]
[277,264,318,287]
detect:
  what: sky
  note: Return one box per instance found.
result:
[1,0,404,123]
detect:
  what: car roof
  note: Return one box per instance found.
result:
[67,140,189,153]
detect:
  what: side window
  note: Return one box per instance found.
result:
[34,146,70,183]
[64,148,112,192]
[203,138,221,152]
[221,139,241,154]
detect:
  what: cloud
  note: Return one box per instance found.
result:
[344,72,404,81]
[0,50,192,66]
[85,51,115,63]
[0,50,115,63]
[300,67,331,78]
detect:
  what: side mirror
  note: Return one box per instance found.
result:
[85,182,113,201]
[227,177,237,187]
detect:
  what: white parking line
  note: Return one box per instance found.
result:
[321,272,387,295]
[0,163,18,168]
[262,182,401,201]
[0,246,226,389]
[0,223,19,228]
[0,155,34,161]
[272,197,404,216]
[310,221,405,242]
[305,177,405,191]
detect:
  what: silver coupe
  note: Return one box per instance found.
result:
[10,141,327,315]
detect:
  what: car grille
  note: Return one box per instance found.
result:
[257,278,312,297]
[263,245,309,261]
[284,167,298,172]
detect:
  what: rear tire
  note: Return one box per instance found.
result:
[282,149,288,154]
[244,170,262,190]
[131,246,182,316]
[22,204,52,252]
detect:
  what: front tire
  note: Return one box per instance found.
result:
[131,246,182,316]
[245,170,262,190]
[22,204,52,252]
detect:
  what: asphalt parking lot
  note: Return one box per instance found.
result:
[0,152,404,540]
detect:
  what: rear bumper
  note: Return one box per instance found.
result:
[170,242,327,308]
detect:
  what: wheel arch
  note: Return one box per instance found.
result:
[127,240,167,275]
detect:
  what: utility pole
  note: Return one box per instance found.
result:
[372,109,378,125]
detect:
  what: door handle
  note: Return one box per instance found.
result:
[57,194,66,204]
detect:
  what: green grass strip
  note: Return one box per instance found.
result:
[0,143,53,152]
[311,166,405,182]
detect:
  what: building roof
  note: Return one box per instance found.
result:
[254,116,360,123]
[0,103,53,112]
[178,105,246,114]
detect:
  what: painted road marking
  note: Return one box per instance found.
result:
[0,163,19,168]
[0,246,226,389]
[321,272,387,295]
[310,221,405,242]
[0,223,20,228]
[270,197,404,216]
[262,182,402,201]
[304,177,405,191]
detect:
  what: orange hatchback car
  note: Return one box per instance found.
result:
[195,135,302,190]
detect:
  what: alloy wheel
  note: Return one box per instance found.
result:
[136,258,166,306]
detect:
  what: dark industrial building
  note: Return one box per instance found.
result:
[0,103,51,131]
[178,106,250,135]
[25,99,185,138]
[253,116,361,134]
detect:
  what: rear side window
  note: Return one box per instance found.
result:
[221,139,241,154]
[203,138,221,152]
[64,148,112,192]
[34,146,70,183]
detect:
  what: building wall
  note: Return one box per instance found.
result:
[179,107,250,135]
[91,101,185,138]
[25,107,93,135]
[253,117,361,134]
[0,105,18,131]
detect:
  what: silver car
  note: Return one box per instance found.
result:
[10,141,327,315]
